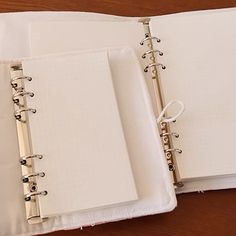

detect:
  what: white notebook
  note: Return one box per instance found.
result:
[1,7,236,236]
[21,50,138,217]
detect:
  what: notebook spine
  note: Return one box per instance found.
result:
[10,64,46,223]
[139,18,184,188]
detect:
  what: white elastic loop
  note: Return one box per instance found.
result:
[157,100,185,123]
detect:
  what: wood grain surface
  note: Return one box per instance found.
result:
[2,0,236,235]
[0,0,236,15]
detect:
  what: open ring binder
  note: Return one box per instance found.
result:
[10,64,47,223]
[139,18,184,188]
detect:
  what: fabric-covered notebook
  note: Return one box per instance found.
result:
[1,7,236,236]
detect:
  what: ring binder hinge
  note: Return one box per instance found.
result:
[140,21,184,188]
[10,65,46,220]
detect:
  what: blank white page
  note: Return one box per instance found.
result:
[22,50,138,217]
[150,9,236,179]
[29,21,144,56]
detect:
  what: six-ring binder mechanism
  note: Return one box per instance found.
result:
[10,64,47,224]
[139,18,185,188]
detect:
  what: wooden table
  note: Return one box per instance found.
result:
[2,1,236,235]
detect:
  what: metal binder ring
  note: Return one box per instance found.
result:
[24,190,48,202]
[142,49,163,58]
[160,132,179,138]
[140,36,161,45]
[14,108,36,121]
[22,172,45,183]
[12,91,34,104]
[144,63,166,72]
[165,148,182,154]
[11,76,32,88]
[20,154,43,165]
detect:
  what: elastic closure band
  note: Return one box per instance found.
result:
[157,100,185,123]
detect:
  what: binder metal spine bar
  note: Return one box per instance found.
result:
[10,64,46,224]
[139,18,184,188]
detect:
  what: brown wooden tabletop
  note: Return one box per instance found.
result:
[2,0,236,235]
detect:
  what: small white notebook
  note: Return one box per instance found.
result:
[9,43,176,227]
[21,50,138,217]
[1,44,174,235]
